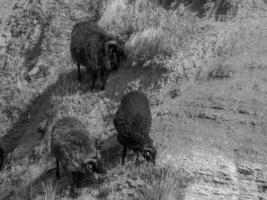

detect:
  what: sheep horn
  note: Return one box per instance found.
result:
[105,40,118,51]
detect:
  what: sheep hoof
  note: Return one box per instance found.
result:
[69,187,78,199]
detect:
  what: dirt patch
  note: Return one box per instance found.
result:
[104,62,168,102]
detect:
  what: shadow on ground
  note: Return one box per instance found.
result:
[0,62,167,167]
[104,63,168,102]
[0,70,85,165]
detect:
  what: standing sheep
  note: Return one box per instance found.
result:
[70,21,127,91]
[51,117,104,197]
[113,91,157,166]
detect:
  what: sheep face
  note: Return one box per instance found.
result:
[104,40,127,71]
[142,147,157,164]
[81,151,105,174]
[81,159,98,173]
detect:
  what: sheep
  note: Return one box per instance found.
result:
[113,91,157,166]
[51,117,104,197]
[70,21,127,91]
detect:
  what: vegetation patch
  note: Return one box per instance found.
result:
[207,64,234,80]
[95,163,192,200]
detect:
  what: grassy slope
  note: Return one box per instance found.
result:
[0,0,267,199]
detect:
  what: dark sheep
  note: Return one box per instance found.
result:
[70,21,127,91]
[113,91,157,166]
[51,117,104,197]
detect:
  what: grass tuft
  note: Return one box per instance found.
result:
[99,0,198,65]
[126,27,166,64]
[141,167,191,200]
[101,162,192,200]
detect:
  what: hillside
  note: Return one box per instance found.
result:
[0,0,267,199]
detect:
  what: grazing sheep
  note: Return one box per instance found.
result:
[70,21,127,91]
[113,91,157,166]
[51,117,103,197]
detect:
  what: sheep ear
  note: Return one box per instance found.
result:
[144,147,152,153]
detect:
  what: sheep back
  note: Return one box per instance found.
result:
[113,91,152,151]
[51,117,97,173]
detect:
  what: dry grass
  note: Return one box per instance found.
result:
[0,0,58,138]
[99,0,198,64]
[97,162,192,200]
[126,27,166,63]
[142,168,190,200]
[38,181,58,200]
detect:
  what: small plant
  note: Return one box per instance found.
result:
[141,167,191,200]
[126,27,166,64]
[104,163,192,200]
[208,64,234,80]
[99,0,198,66]
[42,181,57,200]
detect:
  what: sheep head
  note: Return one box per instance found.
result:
[104,40,127,71]
[142,141,157,165]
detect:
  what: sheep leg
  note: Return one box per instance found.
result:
[72,172,82,188]
[68,172,78,199]
[60,164,77,198]
[77,63,81,81]
[121,146,127,166]
[69,181,76,198]
[100,70,109,90]
[135,154,140,167]
[56,160,60,179]
[90,71,97,92]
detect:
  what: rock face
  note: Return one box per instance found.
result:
[160,152,267,200]
[153,54,267,199]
